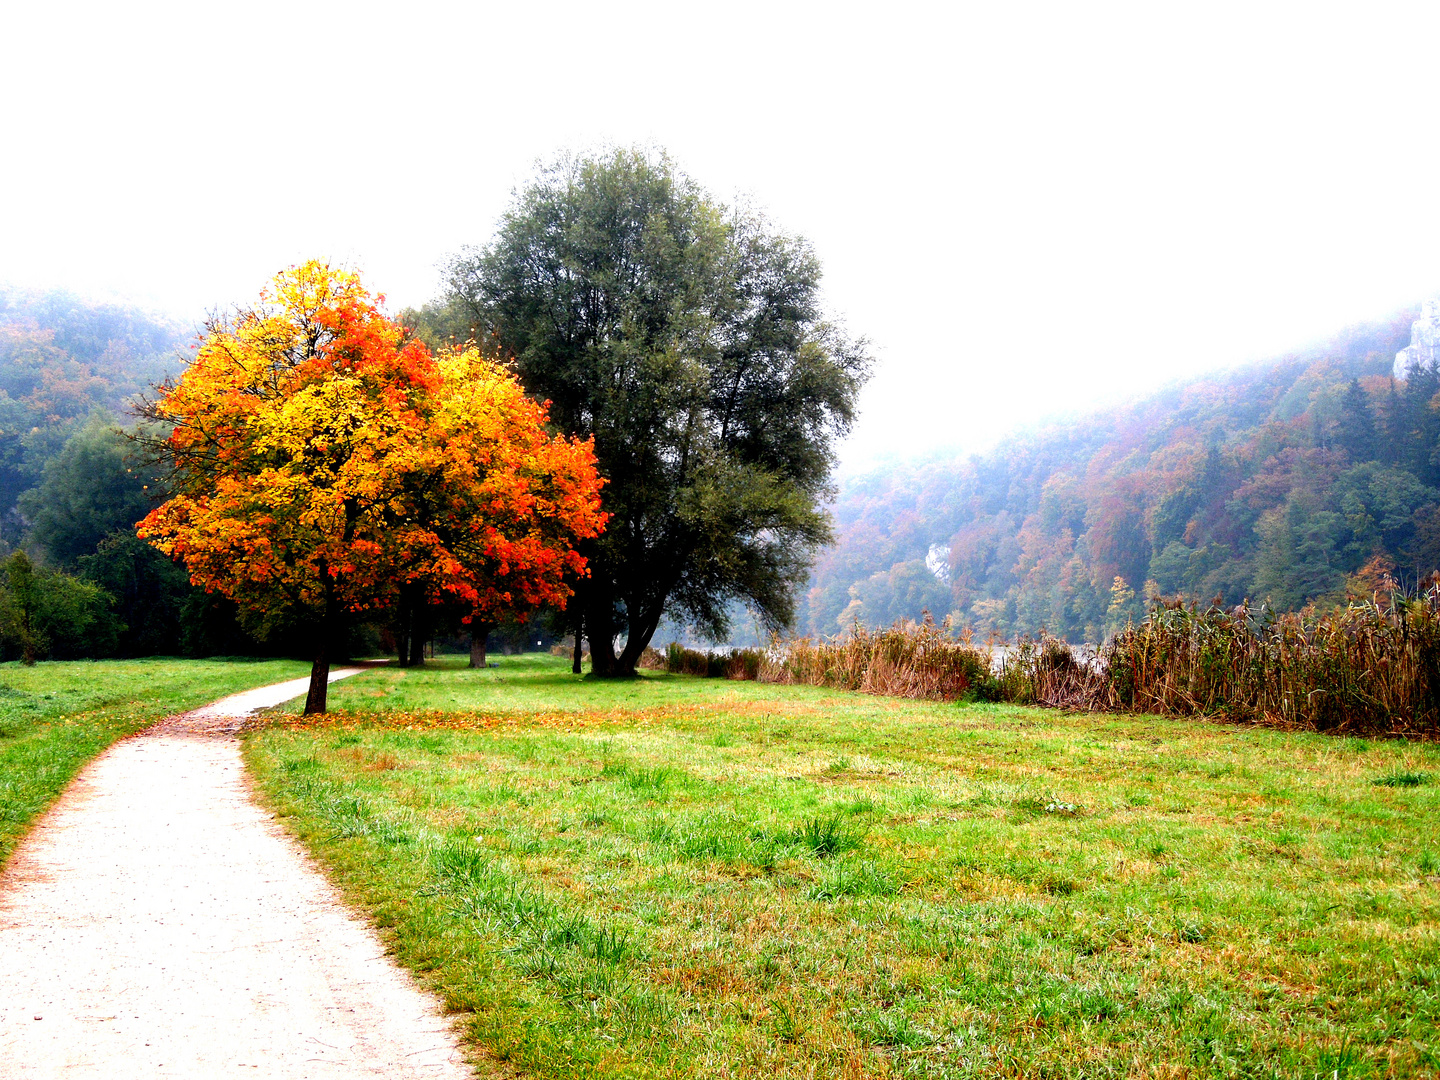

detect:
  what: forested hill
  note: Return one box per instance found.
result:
[0,288,187,538]
[800,306,1432,643]
[0,289,279,660]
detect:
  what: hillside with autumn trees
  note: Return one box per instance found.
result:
[0,287,185,537]
[800,306,1433,643]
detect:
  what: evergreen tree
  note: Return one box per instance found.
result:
[1333,378,1377,463]
[1397,362,1440,483]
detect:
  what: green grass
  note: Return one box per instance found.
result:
[0,657,310,867]
[246,655,1440,1078]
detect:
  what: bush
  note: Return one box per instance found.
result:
[994,635,1100,707]
[0,550,121,662]
[77,531,190,656]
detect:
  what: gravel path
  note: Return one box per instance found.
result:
[0,670,475,1078]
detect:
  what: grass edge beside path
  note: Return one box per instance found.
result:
[0,657,313,869]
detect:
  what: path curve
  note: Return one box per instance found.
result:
[0,668,475,1078]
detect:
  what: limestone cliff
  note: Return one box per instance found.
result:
[1394,298,1440,379]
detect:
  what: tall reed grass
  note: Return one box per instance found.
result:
[743,593,1440,737]
[641,643,766,680]
[1100,595,1440,735]
[759,616,996,701]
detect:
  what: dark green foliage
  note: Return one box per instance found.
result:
[20,411,156,569]
[3,551,43,664]
[77,531,191,656]
[1334,378,1378,461]
[433,149,869,675]
[1250,500,1347,611]
[792,813,865,858]
[1152,485,1202,551]
[1372,771,1431,787]
[0,551,120,662]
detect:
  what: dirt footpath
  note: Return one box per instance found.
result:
[0,671,475,1078]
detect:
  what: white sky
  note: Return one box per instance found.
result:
[5,1,1440,470]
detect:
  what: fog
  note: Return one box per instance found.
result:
[5,1,1440,469]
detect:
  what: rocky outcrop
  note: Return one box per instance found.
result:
[1394,299,1440,379]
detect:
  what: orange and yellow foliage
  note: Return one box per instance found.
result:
[138,261,605,638]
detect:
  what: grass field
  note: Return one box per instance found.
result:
[245,655,1440,1079]
[0,657,310,867]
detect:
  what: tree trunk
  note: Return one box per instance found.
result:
[304,643,331,715]
[586,591,617,676]
[406,595,427,668]
[304,573,338,715]
[614,642,641,677]
[571,613,583,675]
[395,588,411,667]
[614,598,666,677]
[469,622,493,668]
[304,606,335,715]
[614,632,646,678]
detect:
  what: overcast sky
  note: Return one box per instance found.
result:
[5,1,1440,470]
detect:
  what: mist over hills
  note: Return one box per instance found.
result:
[0,287,187,539]
[798,306,1427,643]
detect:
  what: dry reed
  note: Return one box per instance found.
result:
[759,616,995,701]
[739,593,1440,737]
[646,643,765,680]
[1098,595,1440,735]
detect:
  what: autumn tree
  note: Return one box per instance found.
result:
[390,346,608,668]
[432,149,870,676]
[139,262,603,713]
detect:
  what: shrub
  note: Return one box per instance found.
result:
[0,551,121,662]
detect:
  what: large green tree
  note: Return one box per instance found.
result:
[434,149,870,675]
